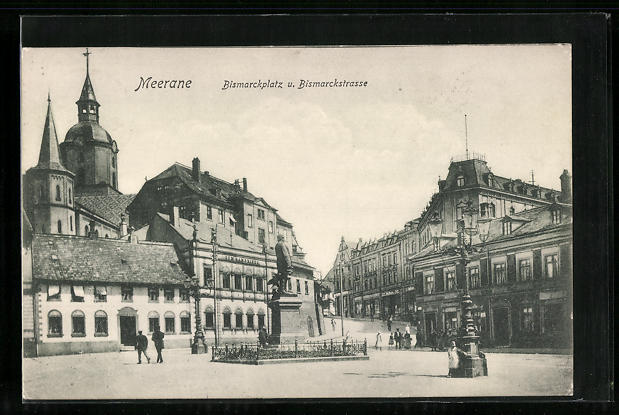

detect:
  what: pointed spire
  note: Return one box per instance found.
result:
[79,72,98,103]
[76,48,100,122]
[35,95,71,174]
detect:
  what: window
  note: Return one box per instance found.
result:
[71,310,85,336]
[203,266,213,287]
[148,287,159,302]
[204,310,214,328]
[207,206,212,220]
[164,312,175,334]
[55,185,61,201]
[456,176,465,187]
[112,172,116,186]
[234,274,242,290]
[480,203,496,218]
[519,259,532,281]
[71,285,84,302]
[247,213,253,228]
[545,254,558,278]
[502,221,512,235]
[258,228,266,244]
[287,279,292,292]
[424,275,434,294]
[148,312,160,333]
[446,270,456,291]
[245,275,253,291]
[393,252,398,265]
[95,310,108,336]
[121,286,133,302]
[522,306,534,332]
[47,284,61,301]
[258,314,265,329]
[268,221,274,233]
[256,278,264,292]
[57,220,62,233]
[246,311,255,329]
[494,263,506,285]
[164,288,175,302]
[70,216,73,231]
[180,311,191,333]
[48,310,62,336]
[235,311,243,328]
[180,288,190,302]
[223,310,232,328]
[222,273,231,289]
[445,311,458,330]
[112,156,116,168]
[218,209,224,224]
[94,285,107,302]
[257,209,265,220]
[551,209,562,224]
[305,281,309,295]
[84,225,89,236]
[468,267,481,288]
[543,303,564,334]
[296,279,301,293]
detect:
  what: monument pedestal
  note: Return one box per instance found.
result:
[191,332,208,354]
[455,334,488,377]
[268,293,305,345]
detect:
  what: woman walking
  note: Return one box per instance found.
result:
[375,331,383,351]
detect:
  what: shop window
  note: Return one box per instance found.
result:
[164,288,175,302]
[95,310,108,336]
[545,254,558,278]
[468,267,480,288]
[164,312,175,334]
[121,286,133,302]
[521,306,534,333]
[148,287,159,302]
[180,311,191,333]
[71,310,85,336]
[543,303,564,334]
[48,310,62,337]
[494,263,506,285]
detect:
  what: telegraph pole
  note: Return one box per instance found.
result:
[211,226,219,348]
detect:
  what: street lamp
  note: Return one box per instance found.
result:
[426,199,489,377]
[262,243,270,335]
[184,274,207,354]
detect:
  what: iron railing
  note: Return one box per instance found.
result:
[212,339,368,362]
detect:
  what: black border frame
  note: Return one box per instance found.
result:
[1,11,612,414]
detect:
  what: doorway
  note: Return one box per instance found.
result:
[424,312,437,335]
[120,316,136,346]
[492,307,510,345]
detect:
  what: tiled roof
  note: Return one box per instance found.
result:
[75,194,136,227]
[32,234,189,285]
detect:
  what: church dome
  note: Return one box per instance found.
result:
[64,121,113,145]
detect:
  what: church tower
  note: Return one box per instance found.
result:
[24,95,76,235]
[59,49,119,196]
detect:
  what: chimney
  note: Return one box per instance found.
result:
[560,169,571,202]
[242,178,247,192]
[120,213,128,236]
[170,206,179,227]
[192,157,201,183]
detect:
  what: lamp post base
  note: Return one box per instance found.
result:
[191,333,208,354]
[455,334,488,378]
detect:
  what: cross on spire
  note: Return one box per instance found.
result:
[83,48,91,74]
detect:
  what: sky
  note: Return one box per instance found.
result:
[21,45,572,276]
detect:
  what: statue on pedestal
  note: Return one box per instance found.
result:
[268,234,294,297]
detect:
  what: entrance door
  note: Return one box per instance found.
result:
[493,307,510,345]
[120,316,136,346]
[425,312,436,335]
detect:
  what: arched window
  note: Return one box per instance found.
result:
[456,176,465,187]
[84,225,89,236]
[148,311,160,333]
[48,310,62,336]
[57,220,62,234]
[235,308,243,329]
[55,185,61,201]
[180,311,191,333]
[204,305,214,329]
[164,311,175,334]
[222,307,232,329]
[246,309,255,329]
[94,310,108,336]
[71,310,85,336]
[257,309,266,329]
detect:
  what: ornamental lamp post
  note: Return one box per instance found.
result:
[184,275,207,354]
[426,199,488,377]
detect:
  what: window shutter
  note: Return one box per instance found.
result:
[434,267,444,292]
[533,249,542,280]
[480,259,489,286]
[456,263,465,290]
[559,244,571,279]
[507,254,517,283]
[415,272,424,295]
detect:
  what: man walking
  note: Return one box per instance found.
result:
[135,330,150,364]
[152,325,165,363]
[258,326,268,347]
[394,328,402,349]
[387,315,393,332]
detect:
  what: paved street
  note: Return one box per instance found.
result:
[23,346,572,399]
